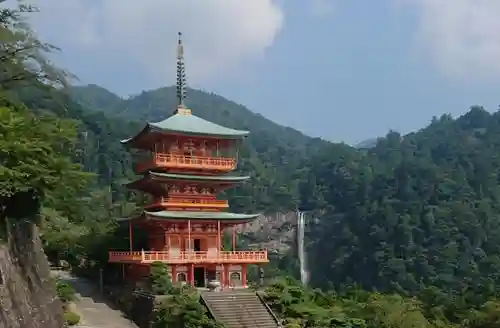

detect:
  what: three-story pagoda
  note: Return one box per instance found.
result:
[108,33,268,288]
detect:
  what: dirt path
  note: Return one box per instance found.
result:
[52,270,138,328]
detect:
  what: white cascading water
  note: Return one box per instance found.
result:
[297,211,309,286]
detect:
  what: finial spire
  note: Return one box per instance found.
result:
[176,32,187,108]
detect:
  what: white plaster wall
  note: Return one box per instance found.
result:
[168,235,181,257]
[207,235,218,258]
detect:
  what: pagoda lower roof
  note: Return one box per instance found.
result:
[149,171,250,182]
[121,110,249,149]
[118,211,260,222]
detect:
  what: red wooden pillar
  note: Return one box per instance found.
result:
[187,220,191,251]
[224,265,230,288]
[241,265,247,288]
[171,265,177,283]
[217,220,221,255]
[221,265,225,289]
[189,264,194,286]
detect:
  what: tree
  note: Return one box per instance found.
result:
[0,0,70,91]
[149,261,173,295]
[153,291,222,328]
[0,97,90,220]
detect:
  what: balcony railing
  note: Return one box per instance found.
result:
[147,197,229,209]
[136,153,236,173]
[108,250,268,264]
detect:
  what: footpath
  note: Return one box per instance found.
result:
[52,270,138,328]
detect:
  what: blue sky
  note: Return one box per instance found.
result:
[30,0,500,144]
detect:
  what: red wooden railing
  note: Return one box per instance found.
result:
[108,250,268,264]
[136,154,236,173]
[147,197,228,209]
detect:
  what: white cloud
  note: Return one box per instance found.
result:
[28,0,284,86]
[404,0,500,80]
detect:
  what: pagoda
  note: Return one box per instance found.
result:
[108,33,268,288]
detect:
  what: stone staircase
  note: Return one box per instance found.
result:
[201,290,281,328]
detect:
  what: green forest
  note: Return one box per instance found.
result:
[5,2,500,328]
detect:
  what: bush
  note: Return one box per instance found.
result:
[63,311,80,326]
[149,261,172,295]
[56,278,76,304]
[285,323,301,328]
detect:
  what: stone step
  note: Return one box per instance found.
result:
[205,297,263,303]
[201,291,279,328]
[211,312,273,319]
[210,302,265,308]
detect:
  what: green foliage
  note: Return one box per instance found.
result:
[305,108,500,304]
[153,288,221,328]
[55,278,76,304]
[0,98,90,199]
[262,278,500,328]
[149,261,173,295]
[63,311,80,326]
[263,277,368,328]
[0,0,70,91]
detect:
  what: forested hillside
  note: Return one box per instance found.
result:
[71,84,500,305]
[69,84,329,212]
[297,108,500,307]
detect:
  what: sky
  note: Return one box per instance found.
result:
[27,0,500,144]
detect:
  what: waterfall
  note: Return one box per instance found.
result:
[297,210,308,286]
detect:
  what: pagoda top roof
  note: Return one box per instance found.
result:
[117,210,260,222]
[121,108,249,147]
[149,171,250,182]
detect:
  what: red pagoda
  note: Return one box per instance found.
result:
[108,33,268,288]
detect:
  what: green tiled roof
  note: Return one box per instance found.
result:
[145,210,259,221]
[150,171,250,182]
[121,112,249,145]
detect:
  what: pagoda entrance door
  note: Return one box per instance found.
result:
[193,239,201,252]
[194,267,205,287]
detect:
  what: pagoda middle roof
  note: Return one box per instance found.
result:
[117,211,260,222]
[121,111,249,146]
[149,171,250,182]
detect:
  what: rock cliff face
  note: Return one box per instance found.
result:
[0,216,64,328]
[238,212,298,252]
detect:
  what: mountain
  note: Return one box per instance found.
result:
[68,84,500,302]
[69,84,330,212]
[16,81,500,328]
[69,84,122,112]
[303,107,500,300]
[355,137,378,149]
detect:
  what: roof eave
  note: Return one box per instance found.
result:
[149,171,251,183]
[144,211,261,221]
[120,124,152,147]
[149,125,249,139]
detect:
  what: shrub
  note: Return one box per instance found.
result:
[56,279,76,304]
[63,311,80,326]
[285,323,301,328]
[149,261,172,295]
